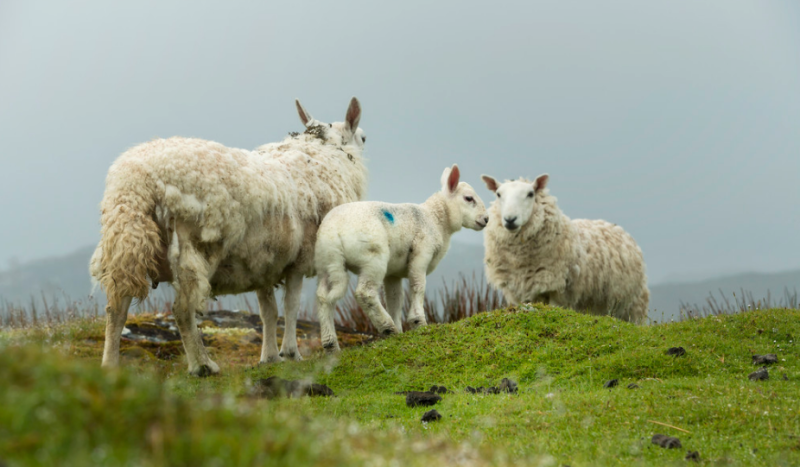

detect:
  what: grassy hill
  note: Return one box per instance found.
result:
[2,305,799,465]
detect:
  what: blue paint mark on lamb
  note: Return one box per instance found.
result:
[382,210,395,224]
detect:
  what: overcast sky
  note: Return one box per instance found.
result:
[1,1,798,284]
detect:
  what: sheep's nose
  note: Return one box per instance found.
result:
[504,216,517,223]
[482,215,489,224]
[504,216,517,230]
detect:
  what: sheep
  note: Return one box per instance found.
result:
[481,173,649,324]
[90,97,369,376]
[314,164,489,351]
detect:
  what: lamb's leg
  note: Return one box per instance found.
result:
[355,267,397,336]
[406,255,432,328]
[101,296,132,368]
[279,272,304,361]
[171,234,219,377]
[316,271,348,352]
[384,277,404,333]
[257,288,282,364]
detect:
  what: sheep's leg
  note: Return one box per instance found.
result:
[316,271,348,352]
[384,277,404,333]
[279,272,304,361]
[257,288,282,364]
[101,296,132,368]
[355,268,397,336]
[171,233,219,377]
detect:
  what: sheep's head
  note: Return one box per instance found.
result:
[481,174,549,232]
[441,164,488,231]
[295,97,366,149]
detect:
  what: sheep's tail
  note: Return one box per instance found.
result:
[92,188,161,312]
[314,231,349,304]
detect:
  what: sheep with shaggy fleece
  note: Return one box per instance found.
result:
[90,98,368,375]
[315,164,489,351]
[481,174,649,323]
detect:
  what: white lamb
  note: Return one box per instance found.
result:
[481,173,649,323]
[314,164,489,351]
[90,98,368,375]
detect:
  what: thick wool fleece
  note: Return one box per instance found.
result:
[484,183,649,324]
[91,131,368,309]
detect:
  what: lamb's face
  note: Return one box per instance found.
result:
[440,165,489,231]
[482,174,549,232]
[454,183,489,231]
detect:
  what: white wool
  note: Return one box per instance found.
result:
[92,98,368,374]
[313,164,488,351]
[482,174,649,324]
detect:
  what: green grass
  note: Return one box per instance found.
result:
[3,305,800,466]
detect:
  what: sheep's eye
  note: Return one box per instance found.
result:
[329,123,332,127]
[497,193,501,198]
[464,196,474,203]
[362,136,366,143]
[527,191,534,198]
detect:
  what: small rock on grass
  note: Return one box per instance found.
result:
[603,379,619,388]
[406,391,442,407]
[666,347,686,357]
[627,383,639,389]
[752,354,778,365]
[749,367,769,381]
[465,378,518,395]
[685,451,700,462]
[250,376,334,399]
[428,385,451,394]
[651,434,682,449]
[421,409,442,422]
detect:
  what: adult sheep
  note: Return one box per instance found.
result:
[481,174,649,324]
[90,98,368,375]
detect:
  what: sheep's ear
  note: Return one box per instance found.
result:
[441,164,460,193]
[296,99,314,127]
[345,97,361,132]
[533,173,549,192]
[481,175,499,193]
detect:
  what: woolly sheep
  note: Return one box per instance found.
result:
[315,164,489,351]
[481,174,649,323]
[90,98,368,375]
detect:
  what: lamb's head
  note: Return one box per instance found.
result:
[295,97,366,150]
[481,173,549,232]
[441,164,489,231]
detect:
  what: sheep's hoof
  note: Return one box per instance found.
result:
[381,328,397,336]
[259,355,284,365]
[190,363,220,378]
[279,350,303,361]
[322,342,340,353]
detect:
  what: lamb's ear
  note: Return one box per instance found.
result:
[441,164,460,193]
[296,99,313,127]
[533,173,549,192]
[345,97,361,132]
[481,175,499,193]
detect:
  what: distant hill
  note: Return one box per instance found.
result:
[2,242,798,321]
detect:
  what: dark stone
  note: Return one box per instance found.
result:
[752,354,778,365]
[603,379,619,388]
[498,378,518,394]
[651,434,682,449]
[666,347,686,357]
[465,386,478,394]
[428,385,451,394]
[685,450,700,462]
[783,373,789,381]
[251,376,334,399]
[627,383,640,389]
[749,367,769,381]
[421,409,442,422]
[405,391,442,407]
